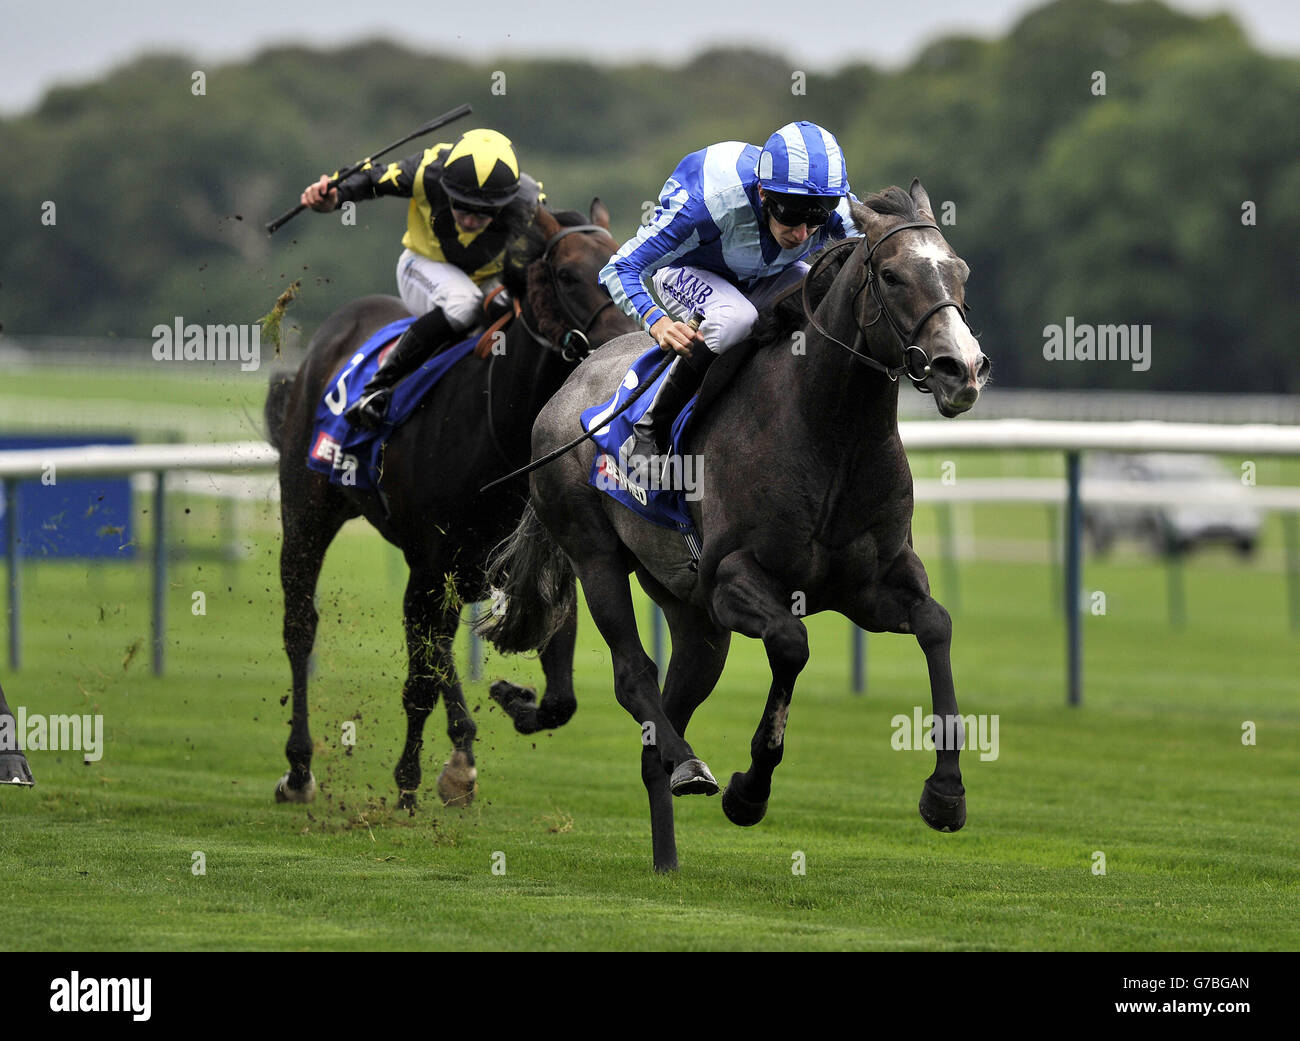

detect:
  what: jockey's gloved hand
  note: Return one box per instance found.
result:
[649,316,706,358]
[301,174,340,213]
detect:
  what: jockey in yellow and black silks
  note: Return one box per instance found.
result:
[302,128,543,429]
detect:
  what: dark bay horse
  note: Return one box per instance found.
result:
[482,181,991,870]
[263,202,634,810]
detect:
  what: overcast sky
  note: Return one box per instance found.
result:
[2,0,1296,115]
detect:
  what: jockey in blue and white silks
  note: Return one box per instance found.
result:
[600,121,861,468]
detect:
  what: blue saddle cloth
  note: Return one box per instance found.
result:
[580,346,702,539]
[306,316,477,491]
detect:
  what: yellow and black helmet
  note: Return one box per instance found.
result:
[440,129,521,210]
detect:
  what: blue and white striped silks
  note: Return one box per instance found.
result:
[756,120,850,197]
[600,136,860,334]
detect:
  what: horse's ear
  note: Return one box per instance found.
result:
[849,199,884,240]
[910,179,935,221]
[535,205,561,239]
[590,197,611,230]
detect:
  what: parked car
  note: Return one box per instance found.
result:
[1082,453,1262,556]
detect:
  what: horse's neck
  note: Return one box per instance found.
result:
[790,266,902,448]
[739,268,908,547]
[493,321,569,423]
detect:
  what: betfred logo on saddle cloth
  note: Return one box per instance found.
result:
[306,315,477,491]
[581,347,702,547]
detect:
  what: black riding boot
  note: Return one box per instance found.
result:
[625,347,716,469]
[345,308,457,431]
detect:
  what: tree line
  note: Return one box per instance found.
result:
[1,0,1296,391]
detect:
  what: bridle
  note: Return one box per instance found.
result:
[516,224,618,362]
[803,220,971,391]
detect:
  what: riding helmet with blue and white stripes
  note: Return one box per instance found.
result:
[756,121,850,198]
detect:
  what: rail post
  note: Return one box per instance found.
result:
[152,470,166,676]
[468,602,483,681]
[4,479,20,670]
[1065,451,1083,706]
[851,625,867,694]
[651,603,666,683]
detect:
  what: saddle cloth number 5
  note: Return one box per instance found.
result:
[324,352,367,416]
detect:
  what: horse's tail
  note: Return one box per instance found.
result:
[263,369,297,453]
[476,502,575,654]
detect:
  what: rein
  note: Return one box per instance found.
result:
[802,220,970,391]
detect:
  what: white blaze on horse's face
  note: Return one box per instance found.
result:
[904,237,984,379]
[909,239,949,272]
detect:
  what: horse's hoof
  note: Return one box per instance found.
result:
[436,751,478,807]
[274,771,317,804]
[490,680,541,734]
[0,751,35,787]
[918,779,966,832]
[669,758,719,797]
[490,679,536,710]
[721,773,768,827]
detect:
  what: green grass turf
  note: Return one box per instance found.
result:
[0,363,274,440]
[2,370,1297,948]
[1,503,1297,951]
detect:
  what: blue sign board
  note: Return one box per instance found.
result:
[0,436,135,559]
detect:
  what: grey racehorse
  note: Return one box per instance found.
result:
[482,181,990,871]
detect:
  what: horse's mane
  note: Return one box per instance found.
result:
[751,186,925,349]
[503,208,592,345]
[750,242,855,349]
[856,185,924,222]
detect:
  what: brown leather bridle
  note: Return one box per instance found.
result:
[517,224,618,362]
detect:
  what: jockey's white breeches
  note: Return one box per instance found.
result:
[396,249,483,331]
[649,262,810,354]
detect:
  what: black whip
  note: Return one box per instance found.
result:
[479,353,673,494]
[266,103,473,235]
[479,314,705,494]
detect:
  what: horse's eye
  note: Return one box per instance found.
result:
[557,268,577,285]
[881,269,900,286]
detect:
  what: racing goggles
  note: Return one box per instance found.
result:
[765,194,836,229]
[449,201,502,218]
